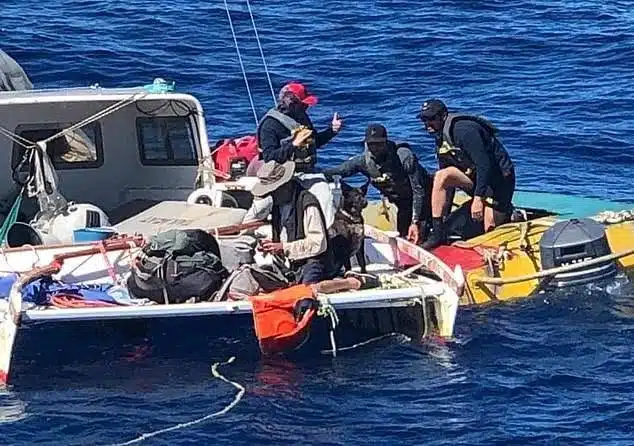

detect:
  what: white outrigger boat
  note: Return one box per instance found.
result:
[0,82,461,387]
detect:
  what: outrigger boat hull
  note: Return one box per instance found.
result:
[0,227,460,387]
[6,296,429,387]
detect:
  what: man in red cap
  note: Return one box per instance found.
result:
[257,81,342,170]
[245,81,343,228]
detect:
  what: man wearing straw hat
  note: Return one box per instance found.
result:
[252,160,333,285]
[253,160,380,292]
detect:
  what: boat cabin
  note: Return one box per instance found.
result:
[0,84,240,245]
[0,85,213,221]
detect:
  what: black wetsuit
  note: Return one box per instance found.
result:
[439,115,515,214]
[324,142,432,237]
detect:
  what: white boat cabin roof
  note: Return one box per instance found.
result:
[0,86,202,106]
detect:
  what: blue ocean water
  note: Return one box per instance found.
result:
[2,0,634,444]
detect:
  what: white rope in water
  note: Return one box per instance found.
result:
[245,0,276,106]
[319,333,411,355]
[110,357,245,446]
[223,0,259,126]
[317,298,340,357]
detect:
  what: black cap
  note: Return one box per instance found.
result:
[418,99,447,120]
[364,123,388,143]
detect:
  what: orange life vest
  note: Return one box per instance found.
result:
[250,284,318,355]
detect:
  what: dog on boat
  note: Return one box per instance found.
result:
[330,180,369,274]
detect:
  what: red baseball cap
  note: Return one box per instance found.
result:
[281,82,318,107]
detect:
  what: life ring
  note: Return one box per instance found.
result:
[186,189,240,208]
[187,188,215,206]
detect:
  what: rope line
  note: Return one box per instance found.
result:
[39,92,146,147]
[109,357,245,446]
[319,333,410,355]
[246,0,277,106]
[0,91,147,151]
[223,0,259,126]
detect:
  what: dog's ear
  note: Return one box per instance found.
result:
[340,181,352,194]
[360,179,370,196]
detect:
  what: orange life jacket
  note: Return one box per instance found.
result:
[250,284,318,355]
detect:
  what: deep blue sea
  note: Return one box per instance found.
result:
[2,0,634,444]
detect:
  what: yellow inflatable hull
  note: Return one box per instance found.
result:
[363,198,634,306]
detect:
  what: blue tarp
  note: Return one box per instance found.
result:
[0,274,17,297]
[513,190,634,218]
[23,278,120,306]
[0,275,126,306]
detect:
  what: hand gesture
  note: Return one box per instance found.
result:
[331,112,343,133]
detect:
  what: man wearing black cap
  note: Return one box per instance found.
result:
[323,124,432,243]
[418,99,516,249]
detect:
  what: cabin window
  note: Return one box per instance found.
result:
[11,122,104,171]
[136,116,198,166]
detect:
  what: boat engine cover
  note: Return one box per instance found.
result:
[6,203,110,247]
[50,203,111,244]
[539,218,616,288]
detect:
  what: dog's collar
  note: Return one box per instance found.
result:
[339,209,363,224]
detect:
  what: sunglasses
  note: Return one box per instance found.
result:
[420,113,442,123]
[367,141,388,150]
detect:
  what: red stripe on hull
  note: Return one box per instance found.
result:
[431,245,484,272]
[397,245,483,272]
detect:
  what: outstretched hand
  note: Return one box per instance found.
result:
[331,112,343,133]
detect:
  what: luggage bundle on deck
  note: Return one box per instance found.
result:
[127,229,229,304]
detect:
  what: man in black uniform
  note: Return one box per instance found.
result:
[324,124,432,244]
[418,99,516,250]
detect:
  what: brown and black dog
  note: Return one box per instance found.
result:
[330,180,370,274]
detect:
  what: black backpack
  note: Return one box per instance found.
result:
[127,229,229,304]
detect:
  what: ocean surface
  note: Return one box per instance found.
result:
[2,0,634,444]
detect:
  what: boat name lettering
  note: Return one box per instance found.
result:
[139,217,192,226]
